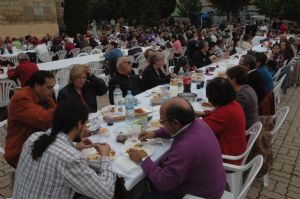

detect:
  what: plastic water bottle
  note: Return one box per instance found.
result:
[178,67,184,77]
[113,85,122,111]
[124,90,135,123]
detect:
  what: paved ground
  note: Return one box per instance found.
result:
[1,89,300,198]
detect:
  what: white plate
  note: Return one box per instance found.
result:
[81,147,118,161]
[122,144,154,157]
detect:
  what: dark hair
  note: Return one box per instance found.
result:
[226,65,248,85]
[110,41,118,48]
[254,52,267,66]
[216,39,224,46]
[27,71,54,88]
[267,60,277,71]
[31,99,89,160]
[177,56,188,67]
[165,101,195,126]
[206,77,236,107]
[209,41,216,49]
[241,54,256,70]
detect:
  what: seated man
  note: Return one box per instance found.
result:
[7,53,39,87]
[104,41,123,75]
[239,54,266,103]
[108,57,143,104]
[13,99,115,199]
[4,71,57,168]
[128,39,143,59]
[128,97,226,199]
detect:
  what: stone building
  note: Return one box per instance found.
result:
[0,0,64,38]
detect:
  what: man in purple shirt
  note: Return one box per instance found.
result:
[128,98,226,199]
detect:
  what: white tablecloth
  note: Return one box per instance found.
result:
[38,53,105,71]
[1,50,35,58]
[84,54,241,191]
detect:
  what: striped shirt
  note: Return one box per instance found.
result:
[13,131,116,199]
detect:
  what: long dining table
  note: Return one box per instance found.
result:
[82,53,241,191]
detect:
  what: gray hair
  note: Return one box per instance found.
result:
[241,54,256,70]
[149,52,164,65]
[17,53,29,63]
[116,56,130,70]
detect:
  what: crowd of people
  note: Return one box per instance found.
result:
[1,18,300,199]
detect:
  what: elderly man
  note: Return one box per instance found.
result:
[128,98,226,199]
[7,53,39,87]
[239,54,266,103]
[108,56,143,104]
[5,71,57,168]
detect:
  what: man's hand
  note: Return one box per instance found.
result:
[94,143,111,157]
[75,138,93,151]
[127,148,148,163]
[139,131,155,141]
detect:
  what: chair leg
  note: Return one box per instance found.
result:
[227,172,242,198]
[263,172,269,186]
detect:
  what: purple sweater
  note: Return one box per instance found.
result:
[141,119,226,199]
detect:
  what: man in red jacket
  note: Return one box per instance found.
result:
[7,53,39,87]
[4,71,57,168]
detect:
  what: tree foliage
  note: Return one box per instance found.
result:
[64,0,89,36]
[89,0,176,26]
[256,0,300,22]
[211,0,249,18]
[177,0,202,25]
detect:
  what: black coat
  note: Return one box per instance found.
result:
[57,74,107,112]
[190,51,211,68]
[142,65,170,90]
[108,72,143,104]
[248,70,266,103]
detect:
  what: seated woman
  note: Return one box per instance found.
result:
[190,40,214,68]
[202,77,247,165]
[226,65,259,129]
[142,52,175,90]
[57,64,107,113]
[138,48,154,74]
[268,43,285,70]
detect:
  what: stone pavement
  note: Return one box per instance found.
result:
[1,89,300,198]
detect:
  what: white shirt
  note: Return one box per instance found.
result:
[34,44,49,56]
[251,35,267,47]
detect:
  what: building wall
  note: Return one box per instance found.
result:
[0,0,59,38]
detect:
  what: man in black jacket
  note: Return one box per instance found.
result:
[108,56,143,104]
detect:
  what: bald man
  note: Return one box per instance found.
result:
[108,56,143,104]
[128,98,226,199]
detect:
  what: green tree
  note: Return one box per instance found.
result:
[64,0,89,36]
[177,0,202,25]
[256,0,300,23]
[159,0,177,19]
[211,0,249,21]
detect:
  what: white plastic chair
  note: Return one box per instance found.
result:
[262,106,289,186]
[54,50,67,60]
[167,48,175,66]
[38,51,54,63]
[134,54,145,70]
[272,68,282,83]
[222,122,262,199]
[90,48,102,55]
[273,74,286,108]
[6,56,18,66]
[81,46,93,54]
[94,45,104,51]
[183,155,263,199]
[69,48,81,57]
[86,61,101,69]
[0,79,16,107]
[55,68,71,90]
[77,53,89,57]
[169,66,175,74]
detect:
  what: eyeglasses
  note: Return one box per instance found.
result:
[159,119,168,124]
[122,61,132,65]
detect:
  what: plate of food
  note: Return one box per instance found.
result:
[122,143,154,157]
[134,107,152,117]
[147,119,163,131]
[101,105,125,121]
[81,147,118,161]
